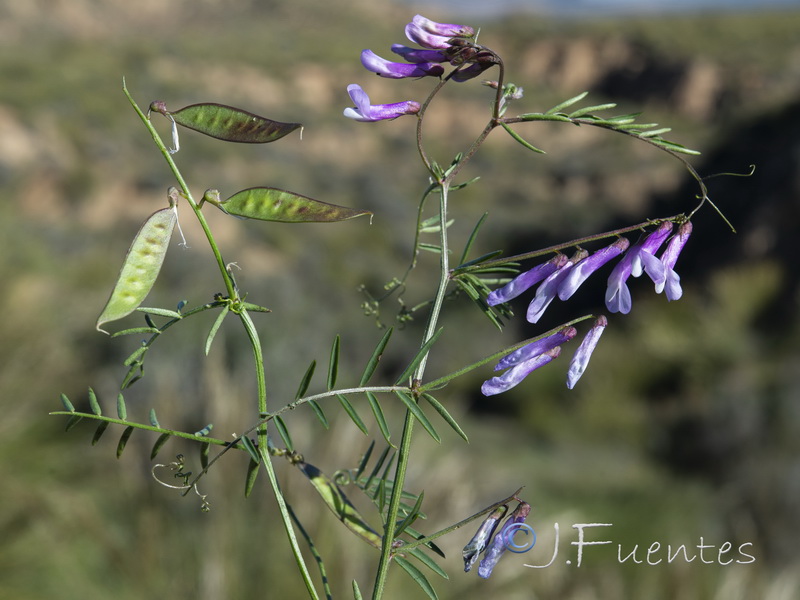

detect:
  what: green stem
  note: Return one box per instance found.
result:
[258,445,321,600]
[122,79,237,300]
[371,183,452,599]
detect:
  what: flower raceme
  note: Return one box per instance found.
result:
[344,15,491,123]
[481,221,692,395]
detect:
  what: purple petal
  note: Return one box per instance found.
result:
[527,251,587,323]
[390,44,447,63]
[657,221,692,296]
[411,14,475,38]
[663,269,683,301]
[631,222,673,277]
[405,22,454,50]
[495,327,576,371]
[605,253,635,314]
[566,316,608,389]
[481,348,560,396]
[486,254,567,306]
[343,84,420,122]
[360,49,444,79]
[558,238,630,301]
[638,248,667,289]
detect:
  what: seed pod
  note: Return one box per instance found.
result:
[203,187,372,223]
[96,203,177,333]
[149,101,301,144]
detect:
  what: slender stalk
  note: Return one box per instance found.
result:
[258,445,321,600]
[122,80,237,300]
[371,183,452,599]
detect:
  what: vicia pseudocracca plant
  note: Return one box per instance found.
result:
[56,12,739,600]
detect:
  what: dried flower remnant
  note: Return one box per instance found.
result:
[477,502,532,579]
[463,505,508,572]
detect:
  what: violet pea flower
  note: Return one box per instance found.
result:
[404,22,454,50]
[558,238,630,301]
[481,347,561,397]
[411,14,475,39]
[360,49,444,79]
[486,254,568,306]
[605,222,672,314]
[566,316,608,389]
[630,221,673,287]
[494,327,577,371]
[343,84,420,123]
[478,502,532,579]
[658,221,692,301]
[390,44,447,64]
[527,250,588,323]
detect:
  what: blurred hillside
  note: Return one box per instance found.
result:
[1,1,799,599]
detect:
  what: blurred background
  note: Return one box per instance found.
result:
[1,0,799,598]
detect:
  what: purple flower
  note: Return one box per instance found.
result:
[463,505,508,572]
[390,44,447,63]
[495,327,577,371]
[605,222,673,314]
[360,49,444,79]
[486,254,568,306]
[605,253,634,314]
[481,347,561,397]
[411,14,475,39]
[566,316,608,389]
[630,221,673,287]
[478,502,532,579]
[657,221,692,301]
[558,238,630,301]
[527,250,588,323]
[404,22,455,50]
[343,84,420,123]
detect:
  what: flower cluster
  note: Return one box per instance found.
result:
[344,15,496,122]
[462,501,532,579]
[483,221,692,394]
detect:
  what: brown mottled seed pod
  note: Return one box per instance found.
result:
[96,205,177,333]
[205,187,372,224]
[149,101,301,144]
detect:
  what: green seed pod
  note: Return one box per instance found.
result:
[149,101,301,144]
[96,202,177,333]
[203,187,372,223]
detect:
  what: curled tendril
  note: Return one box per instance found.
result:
[333,469,354,485]
[701,164,757,181]
[502,522,536,553]
[152,454,210,511]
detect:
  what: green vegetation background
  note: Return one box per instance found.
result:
[1,1,798,598]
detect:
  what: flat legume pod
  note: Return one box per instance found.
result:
[96,206,177,333]
[211,187,372,223]
[149,101,301,144]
